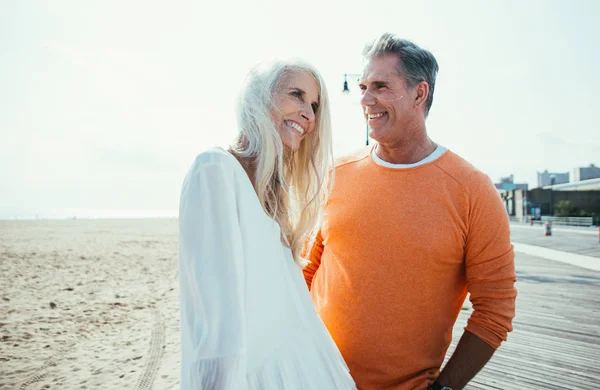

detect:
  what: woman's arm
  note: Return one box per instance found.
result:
[179,158,247,389]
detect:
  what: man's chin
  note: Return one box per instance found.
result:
[368,128,385,143]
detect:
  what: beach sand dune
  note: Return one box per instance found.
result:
[0,219,181,389]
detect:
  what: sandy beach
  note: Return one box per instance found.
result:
[0,219,181,389]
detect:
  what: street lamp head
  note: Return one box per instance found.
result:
[342,73,362,93]
[343,74,350,93]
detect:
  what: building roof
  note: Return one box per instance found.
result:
[542,177,600,191]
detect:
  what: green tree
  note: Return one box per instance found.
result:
[554,200,576,217]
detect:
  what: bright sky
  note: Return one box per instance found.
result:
[1,0,599,218]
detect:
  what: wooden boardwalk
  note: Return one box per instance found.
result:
[509,224,600,258]
[447,252,600,389]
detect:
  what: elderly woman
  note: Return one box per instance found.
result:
[178,59,355,389]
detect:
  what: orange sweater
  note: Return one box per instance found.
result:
[304,147,517,390]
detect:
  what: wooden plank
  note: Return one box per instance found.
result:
[446,251,600,390]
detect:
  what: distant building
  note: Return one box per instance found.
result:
[501,186,600,222]
[494,175,528,192]
[572,164,600,182]
[537,170,569,187]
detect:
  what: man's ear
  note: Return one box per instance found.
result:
[414,81,429,109]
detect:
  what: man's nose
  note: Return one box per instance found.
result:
[361,90,376,107]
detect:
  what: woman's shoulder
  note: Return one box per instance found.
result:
[186,146,242,177]
[191,146,237,170]
[183,146,243,189]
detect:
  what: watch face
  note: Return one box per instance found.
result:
[440,387,453,390]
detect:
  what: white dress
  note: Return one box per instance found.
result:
[178,147,356,389]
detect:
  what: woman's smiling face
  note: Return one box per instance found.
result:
[272,71,320,150]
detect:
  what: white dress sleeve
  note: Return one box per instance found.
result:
[178,157,247,389]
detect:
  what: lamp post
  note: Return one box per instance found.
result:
[523,191,528,224]
[550,175,556,216]
[342,73,370,146]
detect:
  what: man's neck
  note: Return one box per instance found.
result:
[375,133,438,165]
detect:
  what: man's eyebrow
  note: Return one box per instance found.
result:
[358,80,389,88]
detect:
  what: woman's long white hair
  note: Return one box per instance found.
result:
[230,59,334,266]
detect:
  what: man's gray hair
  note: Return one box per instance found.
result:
[363,33,439,116]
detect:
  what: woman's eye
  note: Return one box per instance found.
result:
[311,103,318,113]
[290,91,302,99]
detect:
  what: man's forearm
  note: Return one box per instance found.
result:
[435,330,495,390]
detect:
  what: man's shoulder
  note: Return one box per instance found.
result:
[434,150,493,191]
[334,146,372,169]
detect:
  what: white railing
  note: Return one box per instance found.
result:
[541,216,593,227]
[509,215,594,227]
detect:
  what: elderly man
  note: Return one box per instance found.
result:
[304,33,517,390]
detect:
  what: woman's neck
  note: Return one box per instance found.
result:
[228,148,257,187]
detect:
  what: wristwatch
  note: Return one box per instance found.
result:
[429,380,453,390]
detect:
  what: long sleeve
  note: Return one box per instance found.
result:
[178,157,247,389]
[464,172,517,349]
[302,229,324,290]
